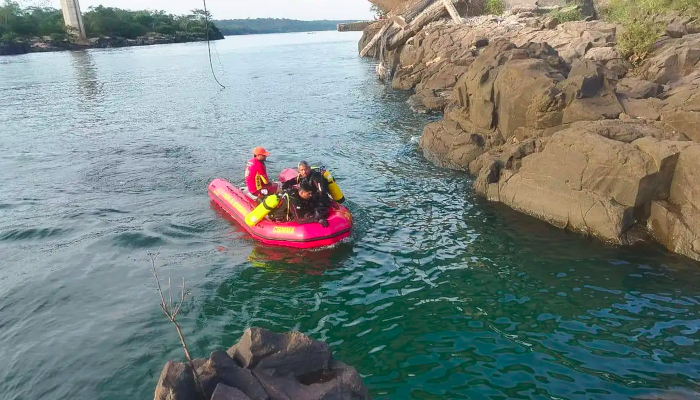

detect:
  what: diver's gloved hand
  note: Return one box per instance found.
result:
[260,189,268,195]
[318,219,329,228]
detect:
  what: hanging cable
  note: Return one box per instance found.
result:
[203,0,225,89]
[212,40,225,73]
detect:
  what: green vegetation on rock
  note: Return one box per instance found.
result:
[371,4,389,19]
[550,6,583,23]
[484,0,506,15]
[602,0,700,62]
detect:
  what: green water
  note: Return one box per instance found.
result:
[1,32,699,400]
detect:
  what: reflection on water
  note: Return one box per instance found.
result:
[247,244,353,275]
[69,50,103,103]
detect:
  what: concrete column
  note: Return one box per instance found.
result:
[60,0,87,40]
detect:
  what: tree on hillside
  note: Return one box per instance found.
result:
[191,8,212,21]
[371,4,388,18]
[1,1,66,40]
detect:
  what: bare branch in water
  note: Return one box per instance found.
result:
[149,251,170,319]
[174,277,186,318]
[168,273,173,315]
[149,252,205,398]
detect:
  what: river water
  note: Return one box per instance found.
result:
[1,31,699,400]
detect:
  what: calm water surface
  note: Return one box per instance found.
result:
[1,31,699,400]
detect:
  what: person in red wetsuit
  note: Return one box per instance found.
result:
[244,147,277,197]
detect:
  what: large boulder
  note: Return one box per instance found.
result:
[584,46,630,79]
[227,328,332,379]
[639,34,700,84]
[660,109,700,142]
[619,98,663,121]
[392,21,482,111]
[455,41,622,134]
[197,351,269,400]
[657,73,700,142]
[420,39,636,171]
[471,138,548,197]
[454,40,572,139]
[453,39,518,131]
[513,21,618,64]
[475,122,690,243]
[252,360,369,400]
[667,21,688,39]
[560,59,624,124]
[648,144,700,261]
[616,77,663,99]
[212,385,253,400]
[493,53,569,140]
[154,361,199,400]
[384,15,620,111]
[0,40,29,56]
[155,328,369,400]
[419,120,486,170]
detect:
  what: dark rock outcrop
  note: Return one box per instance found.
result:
[387,16,621,112]
[648,144,700,261]
[212,385,252,400]
[227,328,332,379]
[154,328,370,400]
[360,6,700,261]
[419,39,627,170]
[0,40,29,56]
[154,361,199,400]
[0,32,224,57]
[657,73,700,142]
[197,351,269,400]
[474,123,690,243]
[639,34,700,85]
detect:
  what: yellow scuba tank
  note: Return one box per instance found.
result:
[245,194,280,226]
[322,170,345,203]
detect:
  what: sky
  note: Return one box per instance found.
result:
[45,0,376,20]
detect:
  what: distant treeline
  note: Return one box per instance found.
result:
[0,2,222,41]
[213,18,355,35]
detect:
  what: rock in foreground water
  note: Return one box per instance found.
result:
[154,327,370,400]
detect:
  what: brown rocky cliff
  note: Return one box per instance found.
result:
[359,7,700,262]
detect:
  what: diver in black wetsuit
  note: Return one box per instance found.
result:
[281,161,330,199]
[270,182,330,227]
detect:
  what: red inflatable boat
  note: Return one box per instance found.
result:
[208,170,352,249]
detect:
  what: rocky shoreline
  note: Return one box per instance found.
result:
[154,328,370,400]
[0,32,224,57]
[360,2,700,262]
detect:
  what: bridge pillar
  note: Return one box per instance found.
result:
[60,0,87,41]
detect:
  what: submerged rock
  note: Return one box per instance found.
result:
[154,328,370,400]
